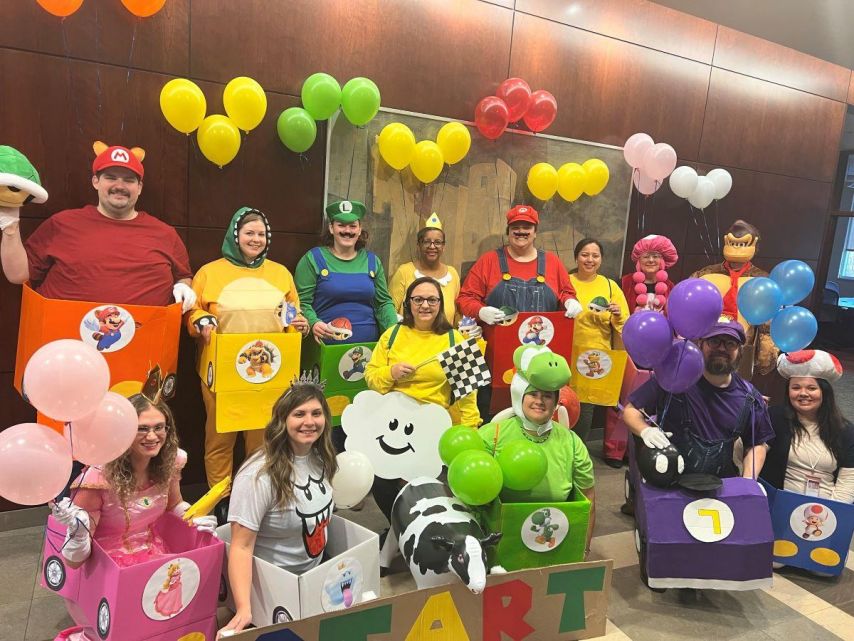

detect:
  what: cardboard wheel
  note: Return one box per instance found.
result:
[636,529,665,593]
[97,598,111,639]
[272,606,293,624]
[43,556,65,591]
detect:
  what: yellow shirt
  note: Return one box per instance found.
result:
[388,262,461,325]
[186,258,301,336]
[569,274,629,351]
[365,324,481,427]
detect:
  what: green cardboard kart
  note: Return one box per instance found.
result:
[301,340,376,426]
[479,490,591,572]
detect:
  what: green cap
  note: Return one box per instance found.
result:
[0,146,48,205]
[588,296,609,312]
[325,200,366,224]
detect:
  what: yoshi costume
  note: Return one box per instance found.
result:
[479,345,594,503]
[187,207,302,490]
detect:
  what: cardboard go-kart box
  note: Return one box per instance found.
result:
[197,329,302,432]
[300,340,376,427]
[216,515,380,626]
[759,478,854,577]
[479,491,591,572]
[41,513,224,641]
[483,312,574,414]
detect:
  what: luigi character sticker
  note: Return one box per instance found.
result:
[339,345,371,382]
[80,305,136,352]
[521,507,569,552]
[236,339,281,383]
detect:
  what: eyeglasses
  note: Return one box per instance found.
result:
[410,296,441,307]
[137,424,167,437]
[641,252,662,260]
[705,337,739,350]
[420,240,445,247]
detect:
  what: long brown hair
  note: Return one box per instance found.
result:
[401,276,452,334]
[255,383,338,510]
[784,378,847,462]
[104,394,179,510]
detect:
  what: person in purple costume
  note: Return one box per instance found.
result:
[623,317,774,480]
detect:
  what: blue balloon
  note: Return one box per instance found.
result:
[770,306,817,353]
[770,260,815,306]
[736,277,783,325]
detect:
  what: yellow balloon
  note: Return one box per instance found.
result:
[197,115,241,167]
[527,162,558,201]
[410,140,444,183]
[557,163,587,202]
[378,123,416,170]
[436,122,471,165]
[160,78,206,134]
[223,76,267,133]
[582,158,610,196]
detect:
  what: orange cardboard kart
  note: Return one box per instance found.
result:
[14,284,182,396]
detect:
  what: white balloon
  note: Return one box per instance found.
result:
[668,166,698,199]
[688,176,715,209]
[331,450,375,509]
[706,168,733,200]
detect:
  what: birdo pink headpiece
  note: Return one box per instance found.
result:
[630,234,678,309]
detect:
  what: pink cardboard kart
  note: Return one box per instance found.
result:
[41,513,224,641]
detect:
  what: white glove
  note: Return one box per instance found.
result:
[564,298,583,318]
[396,313,404,323]
[478,306,505,325]
[0,206,20,231]
[190,515,218,535]
[51,499,92,563]
[464,324,483,339]
[173,282,197,313]
[640,426,672,449]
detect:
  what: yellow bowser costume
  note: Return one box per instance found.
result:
[691,219,779,379]
[187,207,303,490]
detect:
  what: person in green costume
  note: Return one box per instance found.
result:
[479,344,595,553]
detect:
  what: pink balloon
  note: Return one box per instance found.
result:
[623,133,654,168]
[642,143,677,181]
[65,392,138,465]
[23,339,110,422]
[0,423,72,505]
[632,171,661,195]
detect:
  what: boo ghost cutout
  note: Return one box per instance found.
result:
[341,390,451,481]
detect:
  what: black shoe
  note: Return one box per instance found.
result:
[214,497,230,527]
[603,458,623,469]
[620,501,635,516]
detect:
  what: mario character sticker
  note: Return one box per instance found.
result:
[521,507,569,552]
[142,558,200,621]
[321,558,364,612]
[339,345,371,382]
[790,502,837,542]
[236,339,281,383]
[80,305,136,352]
[576,350,612,379]
[683,499,735,543]
[518,315,554,347]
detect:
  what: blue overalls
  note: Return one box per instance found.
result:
[484,247,560,312]
[310,247,381,344]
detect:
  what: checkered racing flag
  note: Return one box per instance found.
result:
[437,337,491,403]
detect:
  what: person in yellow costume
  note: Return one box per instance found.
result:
[568,238,629,442]
[388,213,461,325]
[186,207,309,523]
[365,276,481,519]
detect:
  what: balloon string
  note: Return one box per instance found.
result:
[119,20,139,136]
[701,207,714,258]
[61,23,85,139]
[345,124,360,199]
[94,1,103,126]
[689,205,711,260]
[713,201,722,254]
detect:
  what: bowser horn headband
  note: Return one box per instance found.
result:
[722,219,759,264]
[92,141,145,179]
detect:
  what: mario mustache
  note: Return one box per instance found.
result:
[109,188,130,197]
[337,232,358,239]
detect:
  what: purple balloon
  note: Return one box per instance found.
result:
[622,311,674,368]
[654,339,704,393]
[667,278,723,340]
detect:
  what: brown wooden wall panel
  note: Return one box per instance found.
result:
[509,13,710,155]
[189,0,513,121]
[186,229,319,276]
[0,0,189,76]
[700,68,846,182]
[516,0,717,63]
[713,27,850,101]
[0,49,189,228]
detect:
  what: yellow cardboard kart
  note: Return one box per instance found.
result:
[197,330,301,432]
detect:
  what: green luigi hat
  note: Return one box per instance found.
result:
[326,200,366,224]
[0,146,48,208]
[588,296,609,312]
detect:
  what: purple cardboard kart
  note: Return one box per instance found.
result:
[41,513,224,641]
[627,437,774,590]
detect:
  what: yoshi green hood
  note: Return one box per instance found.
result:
[510,345,571,434]
[222,207,271,268]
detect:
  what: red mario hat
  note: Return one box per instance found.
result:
[95,306,120,321]
[92,141,145,179]
[506,204,539,226]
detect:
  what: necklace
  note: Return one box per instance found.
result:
[520,425,550,443]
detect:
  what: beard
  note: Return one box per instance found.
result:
[705,350,741,375]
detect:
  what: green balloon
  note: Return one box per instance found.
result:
[438,425,486,466]
[341,77,381,126]
[447,450,503,506]
[301,72,341,121]
[497,440,548,491]
[276,107,317,153]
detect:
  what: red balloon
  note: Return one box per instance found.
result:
[474,96,510,140]
[496,78,532,122]
[522,90,557,133]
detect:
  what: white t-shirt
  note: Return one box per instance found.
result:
[229,452,334,574]
[784,420,837,498]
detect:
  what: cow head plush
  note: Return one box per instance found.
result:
[431,532,502,593]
